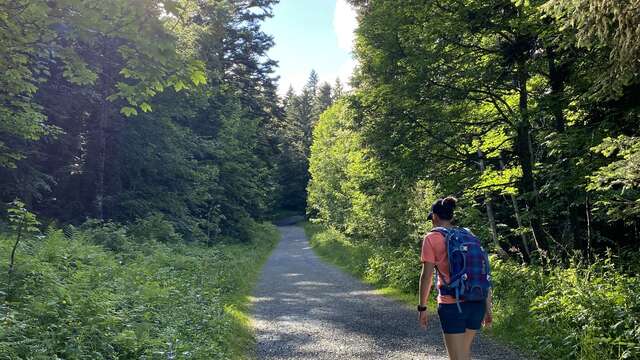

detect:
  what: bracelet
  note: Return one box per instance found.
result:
[417,305,427,312]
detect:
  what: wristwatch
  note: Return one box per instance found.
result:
[417,305,427,312]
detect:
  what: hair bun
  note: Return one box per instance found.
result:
[442,196,457,209]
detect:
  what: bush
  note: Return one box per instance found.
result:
[128,213,181,244]
[531,257,640,359]
[78,220,129,251]
[489,254,640,359]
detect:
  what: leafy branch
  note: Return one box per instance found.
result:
[6,199,40,298]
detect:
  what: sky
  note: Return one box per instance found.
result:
[262,0,357,95]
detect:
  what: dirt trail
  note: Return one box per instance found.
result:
[251,225,525,359]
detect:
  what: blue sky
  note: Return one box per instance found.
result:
[262,0,357,95]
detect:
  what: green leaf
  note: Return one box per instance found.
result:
[120,106,138,117]
[190,70,206,86]
[174,80,186,92]
[140,102,152,113]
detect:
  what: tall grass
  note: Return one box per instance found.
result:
[0,219,279,359]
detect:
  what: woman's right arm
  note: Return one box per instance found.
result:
[418,262,434,328]
[419,262,434,306]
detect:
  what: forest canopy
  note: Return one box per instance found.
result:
[0,0,287,241]
[306,0,640,259]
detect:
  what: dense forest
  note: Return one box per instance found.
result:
[0,0,343,356]
[2,0,640,358]
[0,0,288,357]
[307,0,640,359]
[0,0,286,241]
[0,0,340,237]
[278,71,343,211]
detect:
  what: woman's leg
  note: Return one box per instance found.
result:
[458,301,486,358]
[462,329,477,359]
[443,333,467,360]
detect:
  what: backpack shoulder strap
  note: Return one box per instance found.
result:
[431,227,450,237]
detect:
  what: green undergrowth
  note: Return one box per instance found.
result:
[303,221,640,360]
[302,221,434,310]
[0,218,279,359]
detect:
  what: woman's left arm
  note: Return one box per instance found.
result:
[483,288,493,327]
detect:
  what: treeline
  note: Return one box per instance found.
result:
[1,1,289,357]
[0,0,288,241]
[277,71,343,212]
[310,0,640,260]
[307,1,639,358]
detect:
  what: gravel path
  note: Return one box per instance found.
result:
[251,225,525,359]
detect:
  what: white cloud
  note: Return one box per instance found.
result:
[334,0,357,52]
[279,71,310,95]
[322,57,356,93]
[275,1,358,96]
[331,0,358,92]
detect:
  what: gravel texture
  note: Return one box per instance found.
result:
[251,225,526,359]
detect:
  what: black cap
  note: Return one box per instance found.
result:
[427,198,454,221]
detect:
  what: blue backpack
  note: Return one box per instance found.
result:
[432,227,492,312]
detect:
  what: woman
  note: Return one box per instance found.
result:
[417,197,493,360]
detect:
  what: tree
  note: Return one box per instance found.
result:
[0,0,285,243]
[343,0,639,258]
[6,199,40,276]
[0,1,64,168]
[333,78,345,101]
[543,0,640,99]
[314,82,333,116]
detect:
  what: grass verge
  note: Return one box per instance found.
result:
[301,221,433,310]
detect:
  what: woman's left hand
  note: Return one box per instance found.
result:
[482,309,493,328]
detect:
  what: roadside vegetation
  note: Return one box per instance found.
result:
[304,222,640,359]
[0,213,279,359]
[305,2,640,358]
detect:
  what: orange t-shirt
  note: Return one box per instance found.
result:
[421,231,456,304]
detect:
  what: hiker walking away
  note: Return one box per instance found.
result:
[417,197,493,360]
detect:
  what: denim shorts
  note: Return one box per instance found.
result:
[437,301,486,334]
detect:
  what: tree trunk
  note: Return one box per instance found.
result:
[477,150,501,252]
[585,193,593,263]
[515,58,547,252]
[95,97,107,220]
[94,38,113,221]
[547,47,566,133]
[500,156,531,261]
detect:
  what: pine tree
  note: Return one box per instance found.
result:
[314,82,333,118]
[307,70,320,98]
[333,78,345,101]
